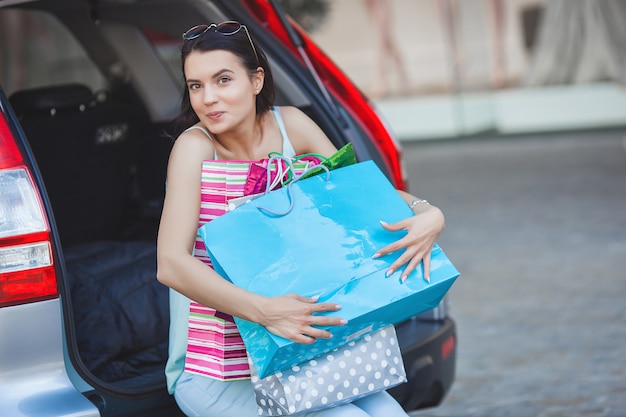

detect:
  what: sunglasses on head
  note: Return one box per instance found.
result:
[182,21,259,64]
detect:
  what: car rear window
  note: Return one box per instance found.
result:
[0,8,106,96]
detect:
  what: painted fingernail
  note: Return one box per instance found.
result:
[400,274,408,283]
[339,319,348,325]
[379,220,389,226]
[424,276,431,283]
[386,268,394,277]
[372,252,381,259]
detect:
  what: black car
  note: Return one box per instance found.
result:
[0,1,456,415]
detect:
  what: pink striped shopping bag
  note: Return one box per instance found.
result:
[184,158,313,380]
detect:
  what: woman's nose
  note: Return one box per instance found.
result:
[203,86,218,104]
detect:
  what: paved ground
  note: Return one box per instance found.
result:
[401,129,626,417]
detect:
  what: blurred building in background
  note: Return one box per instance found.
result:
[310,0,538,96]
[307,0,626,140]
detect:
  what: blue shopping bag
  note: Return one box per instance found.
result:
[199,160,459,378]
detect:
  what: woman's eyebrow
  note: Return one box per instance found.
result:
[185,69,235,84]
[212,68,234,78]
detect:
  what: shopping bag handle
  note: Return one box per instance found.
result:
[267,152,329,189]
[256,154,330,217]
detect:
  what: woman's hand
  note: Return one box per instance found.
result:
[374,204,445,283]
[258,294,346,344]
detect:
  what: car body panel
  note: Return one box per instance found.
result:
[0,300,99,417]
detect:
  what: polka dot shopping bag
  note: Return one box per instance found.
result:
[249,325,406,416]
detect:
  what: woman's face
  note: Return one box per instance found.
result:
[184,49,263,135]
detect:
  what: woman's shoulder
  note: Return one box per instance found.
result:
[274,105,308,121]
[170,125,216,162]
[274,106,336,156]
[273,105,322,138]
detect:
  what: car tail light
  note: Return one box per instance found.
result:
[0,112,58,308]
[242,0,408,190]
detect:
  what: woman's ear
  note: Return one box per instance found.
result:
[253,67,265,94]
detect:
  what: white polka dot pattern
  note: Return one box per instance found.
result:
[250,325,406,416]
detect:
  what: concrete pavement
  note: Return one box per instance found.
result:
[400,128,626,417]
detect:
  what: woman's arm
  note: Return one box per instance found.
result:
[156,130,344,344]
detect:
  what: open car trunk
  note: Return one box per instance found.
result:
[10,80,175,392]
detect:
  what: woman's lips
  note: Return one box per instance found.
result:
[206,111,224,120]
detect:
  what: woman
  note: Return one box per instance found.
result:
[157,21,445,417]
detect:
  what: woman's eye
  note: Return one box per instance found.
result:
[217,76,231,84]
[187,83,201,90]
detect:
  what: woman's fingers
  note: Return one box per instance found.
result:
[399,246,433,282]
[375,218,437,283]
[422,249,432,282]
[375,219,416,257]
[296,315,348,343]
[289,294,342,314]
[266,294,346,344]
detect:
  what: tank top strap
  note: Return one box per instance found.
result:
[272,106,296,158]
[184,125,218,160]
[184,125,213,139]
